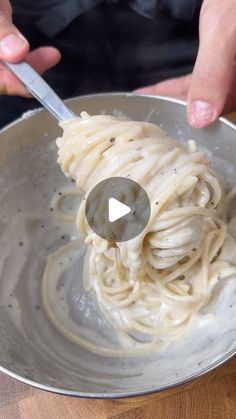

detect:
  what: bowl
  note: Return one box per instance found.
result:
[0,94,236,398]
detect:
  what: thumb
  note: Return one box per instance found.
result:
[187,0,236,128]
[0,8,29,62]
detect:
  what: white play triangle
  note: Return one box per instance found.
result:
[108,198,131,222]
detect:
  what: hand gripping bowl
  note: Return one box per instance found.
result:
[0,94,236,398]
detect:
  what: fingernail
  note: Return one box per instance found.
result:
[188,100,215,128]
[0,33,27,58]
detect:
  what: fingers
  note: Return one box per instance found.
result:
[187,0,236,128]
[0,2,61,96]
[0,1,29,95]
[0,5,29,62]
[0,65,29,95]
[0,0,12,19]
[134,75,192,100]
[0,47,61,96]
[26,47,61,74]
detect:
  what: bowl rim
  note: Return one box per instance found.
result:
[0,93,235,398]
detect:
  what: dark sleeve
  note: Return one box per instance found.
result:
[130,0,202,20]
[160,0,202,20]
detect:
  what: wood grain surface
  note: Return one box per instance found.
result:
[1,356,236,419]
[0,114,235,419]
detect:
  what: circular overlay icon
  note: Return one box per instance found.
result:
[85,177,151,242]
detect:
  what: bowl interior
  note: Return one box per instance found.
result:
[0,94,236,397]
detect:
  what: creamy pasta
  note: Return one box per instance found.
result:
[47,113,236,352]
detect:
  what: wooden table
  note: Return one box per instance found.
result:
[1,113,236,419]
[1,357,236,419]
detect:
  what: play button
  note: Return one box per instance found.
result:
[85,177,151,242]
[108,198,131,222]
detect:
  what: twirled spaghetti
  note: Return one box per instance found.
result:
[48,113,236,351]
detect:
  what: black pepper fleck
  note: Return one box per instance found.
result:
[129,139,134,142]
[8,304,12,308]
[71,179,75,183]
[155,201,159,205]
[18,241,24,247]
[61,235,65,240]
[10,293,13,297]
[50,207,53,212]
[110,137,115,143]
[58,192,62,196]
[35,305,40,310]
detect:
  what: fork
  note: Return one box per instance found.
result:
[0,59,76,121]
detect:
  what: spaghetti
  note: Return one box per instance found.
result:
[46,113,236,352]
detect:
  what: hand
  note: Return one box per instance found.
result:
[0,0,61,96]
[136,0,236,128]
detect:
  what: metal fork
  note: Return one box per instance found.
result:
[0,60,76,121]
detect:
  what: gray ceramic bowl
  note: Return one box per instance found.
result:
[0,94,236,398]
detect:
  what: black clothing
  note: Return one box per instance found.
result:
[0,0,202,127]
